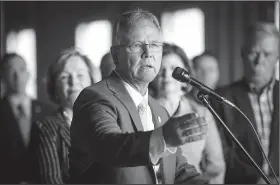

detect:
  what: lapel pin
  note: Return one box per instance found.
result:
[157,116,161,124]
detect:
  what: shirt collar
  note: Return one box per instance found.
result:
[114,70,148,107]
[248,77,276,95]
[8,94,30,107]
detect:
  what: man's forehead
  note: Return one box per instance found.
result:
[120,19,162,42]
[247,33,279,45]
[244,34,278,52]
[129,18,159,28]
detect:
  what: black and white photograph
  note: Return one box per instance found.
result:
[0,1,279,184]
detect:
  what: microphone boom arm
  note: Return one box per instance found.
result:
[196,92,273,184]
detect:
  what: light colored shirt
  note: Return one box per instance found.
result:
[8,94,31,119]
[248,78,275,176]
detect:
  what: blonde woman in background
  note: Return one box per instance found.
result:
[28,48,98,183]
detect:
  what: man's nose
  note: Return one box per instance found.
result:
[141,44,153,58]
[254,52,266,65]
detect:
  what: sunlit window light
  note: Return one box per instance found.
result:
[161,8,205,61]
[75,20,112,82]
[275,1,279,80]
[6,29,37,99]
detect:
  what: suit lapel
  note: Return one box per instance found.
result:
[55,111,71,147]
[270,81,279,141]
[107,71,144,131]
[0,98,26,149]
[234,80,258,131]
[268,81,279,174]
[148,97,162,128]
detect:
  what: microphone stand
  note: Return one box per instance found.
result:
[196,92,272,184]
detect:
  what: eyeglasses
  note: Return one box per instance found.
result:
[246,51,275,61]
[113,42,164,53]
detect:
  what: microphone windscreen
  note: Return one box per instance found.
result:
[172,67,189,81]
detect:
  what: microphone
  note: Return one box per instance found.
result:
[172,67,236,108]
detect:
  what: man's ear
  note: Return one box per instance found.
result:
[110,46,119,65]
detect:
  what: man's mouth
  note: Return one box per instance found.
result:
[142,64,153,68]
[253,66,264,73]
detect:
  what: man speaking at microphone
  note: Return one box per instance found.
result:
[211,22,279,184]
[69,8,208,184]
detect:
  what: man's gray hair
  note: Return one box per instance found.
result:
[244,21,279,42]
[112,8,162,45]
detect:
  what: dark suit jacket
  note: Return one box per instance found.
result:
[69,71,208,184]
[28,110,70,184]
[0,97,54,183]
[211,79,279,184]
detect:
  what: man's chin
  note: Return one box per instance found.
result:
[138,72,157,83]
[250,74,273,86]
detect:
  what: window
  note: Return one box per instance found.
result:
[75,19,112,69]
[6,29,37,99]
[275,1,279,29]
[275,1,279,80]
[161,8,205,60]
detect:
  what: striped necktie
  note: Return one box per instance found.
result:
[137,100,148,130]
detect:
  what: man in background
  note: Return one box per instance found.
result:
[0,53,53,183]
[192,51,220,90]
[211,22,279,184]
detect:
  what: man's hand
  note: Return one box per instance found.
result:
[162,112,208,147]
